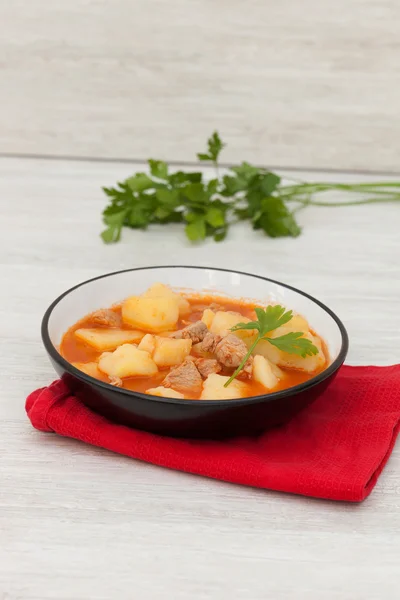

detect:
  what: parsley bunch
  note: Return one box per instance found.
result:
[224,305,318,387]
[101,132,400,244]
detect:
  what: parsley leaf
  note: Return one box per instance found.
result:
[197,131,225,165]
[255,197,301,238]
[148,160,168,180]
[254,305,294,335]
[230,162,260,182]
[259,172,281,196]
[182,182,209,205]
[213,227,228,242]
[205,206,225,228]
[126,173,154,192]
[231,305,293,336]
[101,209,127,243]
[128,193,157,228]
[168,171,202,186]
[185,217,207,241]
[155,188,180,207]
[266,332,318,357]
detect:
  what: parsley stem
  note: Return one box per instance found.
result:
[223,335,260,388]
[286,196,400,208]
[282,188,399,198]
[282,181,400,189]
[280,182,400,192]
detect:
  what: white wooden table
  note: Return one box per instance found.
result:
[1,157,399,600]
[2,0,400,172]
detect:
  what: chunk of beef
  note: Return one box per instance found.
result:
[243,355,254,376]
[235,355,253,380]
[91,309,122,328]
[214,334,248,369]
[163,358,203,394]
[195,358,222,379]
[200,332,222,353]
[171,321,208,344]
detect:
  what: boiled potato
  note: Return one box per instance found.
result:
[201,309,215,329]
[191,342,214,359]
[72,361,104,379]
[98,344,158,378]
[200,373,249,400]
[276,333,326,373]
[122,295,179,333]
[210,311,255,339]
[253,333,325,373]
[246,313,309,361]
[250,338,281,364]
[138,333,155,355]
[143,282,190,316]
[252,355,280,390]
[271,362,285,379]
[152,337,192,368]
[74,328,144,351]
[146,386,184,399]
[269,314,309,338]
[156,331,178,338]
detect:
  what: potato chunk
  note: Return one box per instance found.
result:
[191,342,214,359]
[72,361,104,380]
[246,313,310,363]
[276,333,326,373]
[201,309,215,329]
[210,311,255,340]
[138,333,156,355]
[252,355,280,391]
[252,333,326,374]
[270,314,309,338]
[200,373,249,400]
[251,339,281,364]
[122,295,179,333]
[146,386,184,399]
[271,363,285,379]
[152,337,192,368]
[74,328,144,351]
[143,282,190,316]
[98,344,158,379]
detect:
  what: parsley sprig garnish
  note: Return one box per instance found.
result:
[224,305,318,387]
[101,132,400,244]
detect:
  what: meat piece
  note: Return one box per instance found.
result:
[215,334,248,369]
[236,355,253,380]
[200,332,252,375]
[200,332,222,353]
[195,358,222,379]
[243,355,253,376]
[163,358,203,394]
[171,320,208,343]
[91,309,122,328]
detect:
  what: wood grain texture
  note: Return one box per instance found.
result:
[1,0,400,171]
[1,156,400,599]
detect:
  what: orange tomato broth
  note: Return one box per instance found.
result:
[60,294,328,399]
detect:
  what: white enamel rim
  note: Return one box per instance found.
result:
[41,266,349,406]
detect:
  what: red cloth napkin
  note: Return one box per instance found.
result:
[26,365,400,502]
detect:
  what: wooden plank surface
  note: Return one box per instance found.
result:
[1,0,400,171]
[0,156,400,599]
